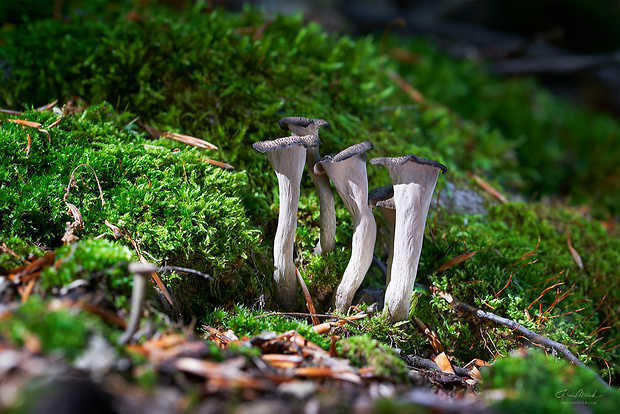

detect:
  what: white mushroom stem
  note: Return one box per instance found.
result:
[369,186,395,286]
[305,146,336,255]
[118,262,155,344]
[254,135,320,309]
[315,142,376,312]
[377,200,396,286]
[279,117,336,255]
[268,147,305,309]
[371,155,447,322]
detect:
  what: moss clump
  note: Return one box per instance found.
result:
[0,236,44,271]
[340,335,408,380]
[202,305,331,350]
[411,201,620,381]
[0,105,263,319]
[481,348,620,414]
[41,238,134,289]
[0,298,113,360]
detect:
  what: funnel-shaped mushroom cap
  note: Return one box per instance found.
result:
[370,154,447,175]
[314,141,374,176]
[315,141,376,311]
[279,117,330,136]
[368,185,394,209]
[252,134,321,153]
[370,154,447,322]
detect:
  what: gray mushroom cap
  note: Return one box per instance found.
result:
[314,141,374,175]
[370,154,447,174]
[279,117,331,134]
[368,185,394,209]
[252,135,321,153]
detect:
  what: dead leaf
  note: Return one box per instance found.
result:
[65,203,83,227]
[261,354,303,369]
[296,268,319,326]
[312,313,367,334]
[388,71,425,104]
[36,100,58,112]
[174,357,269,390]
[203,158,234,170]
[566,225,584,269]
[8,119,42,128]
[436,251,477,272]
[104,220,124,239]
[412,315,445,354]
[293,367,362,384]
[433,352,455,374]
[470,173,507,203]
[161,132,217,150]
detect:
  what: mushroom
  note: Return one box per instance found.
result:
[279,117,335,255]
[368,185,395,286]
[253,134,322,309]
[370,154,447,322]
[314,141,376,312]
[118,262,154,344]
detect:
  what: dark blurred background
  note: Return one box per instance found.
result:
[3,0,620,118]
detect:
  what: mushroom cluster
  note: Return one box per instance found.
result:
[253,117,447,321]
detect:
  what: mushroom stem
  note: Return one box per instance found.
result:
[270,146,305,309]
[253,135,321,309]
[118,262,153,344]
[371,155,447,322]
[315,142,376,312]
[305,146,336,255]
[369,186,396,286]
[279,117,336,256]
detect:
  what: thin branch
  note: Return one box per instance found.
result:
[429,286,607,385]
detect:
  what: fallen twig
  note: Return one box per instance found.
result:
[430,286,607,385]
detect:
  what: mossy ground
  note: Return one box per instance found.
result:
[1,0,619,410]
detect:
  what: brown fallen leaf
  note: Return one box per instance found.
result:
[312,312,367,334]
[412,315,445,354]
[11,252,56,283]
[36,100,58,112]
[468,366,482,382]
[65,202,84,227]
[293,366,362,384]
[8,119,42,128]
[203,158,234,170]
[566,225,584,270]
[104,220,124,239]
[174,357,270,390]
[388,71,425,104]
[161,132,218,150]
[434,352,455,374]
[261,354,303,369]
[436,251,477,272]
[470,173,507,204]
[296,268,320,326]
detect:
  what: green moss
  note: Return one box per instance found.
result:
[340,334,408,380]
[0,236,44,270]
[0,105,265,318]
[41,237,134,288]
[202,305,331,350]
[0,297,113,360]
[482,348,620,414]
[409,201,620,381]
